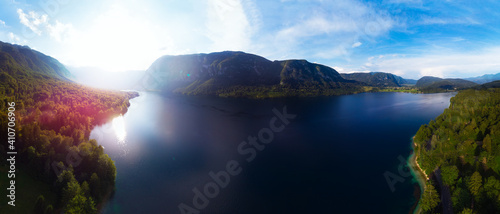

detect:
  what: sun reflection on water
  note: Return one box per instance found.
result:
[112,115,127,142]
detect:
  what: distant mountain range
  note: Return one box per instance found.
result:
[465,73,500,84]
[1,40,496,97]
[140,51,500,97]
[340,72,416,87]
[143,51,364,97]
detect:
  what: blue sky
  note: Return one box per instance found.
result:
[1,0,500,79]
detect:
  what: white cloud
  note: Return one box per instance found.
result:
[46,21,74,42]
[417,16,480,25]
[7,32,25,45]
[0,20,5,27]
[385,0,423,5]
[277,16,357,40]
[333,66,371,74]
[451,37,465,42]
[16,8,74,42]
[352,42,362,48]
[47,1,262,71]
[205,0,253,51]
[17,9,48,35]
[363,47,500,79]
[272,0,396,60]
[313,45,350,60]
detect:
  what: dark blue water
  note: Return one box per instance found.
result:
[91,92,455,214]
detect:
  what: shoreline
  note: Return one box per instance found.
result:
[408,137,429,214]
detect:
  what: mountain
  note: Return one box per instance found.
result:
[0,41,71,80]
[415,76,444,88]
[143,51,364,98]
[475,80,500,89]
[0,41,136,213]
[415,76,478,93]
[340,72,416,87]
[465,72,500,84]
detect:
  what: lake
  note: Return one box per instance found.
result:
[90,92,455,214]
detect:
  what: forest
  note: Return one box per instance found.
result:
[414,88,500,213]
[0,41,138,213]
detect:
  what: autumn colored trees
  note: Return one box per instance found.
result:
[0,44,137,212]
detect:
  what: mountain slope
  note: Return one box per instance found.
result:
[142,51,364,97]
[416,76,478,93]
[340,72,416,87]
[480,80,500,89]
[0,41,71,80]
[0,41,136,213]
[465,72,500,84]
[415,76,445,88]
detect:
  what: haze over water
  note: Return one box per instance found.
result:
[90,92,455,213]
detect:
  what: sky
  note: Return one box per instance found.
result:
[1,0,500,79]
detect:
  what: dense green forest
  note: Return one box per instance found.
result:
[414,88,500,213]
[0,41,137,213]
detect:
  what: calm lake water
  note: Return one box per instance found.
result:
[90,92,455,214]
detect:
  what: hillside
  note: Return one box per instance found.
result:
[0,42,71,80]
[415,76,446,88]
[466,73,500,84]
[142,51,366,98]
[414,88,500,213]
[479,80,500,89]
[0,41,137,213]
[340,72,416,87]
[416,76,478,93]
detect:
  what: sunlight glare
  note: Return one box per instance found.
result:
[112,115,127,142]
[66,4,165,72]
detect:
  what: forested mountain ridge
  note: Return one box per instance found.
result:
[0,41,71,81]
[340,72,416,87]
[478,80,500,89]
[0,41,137,213]
[414,87,500,213]
[143,51,366,98]
[416,76,478,93]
